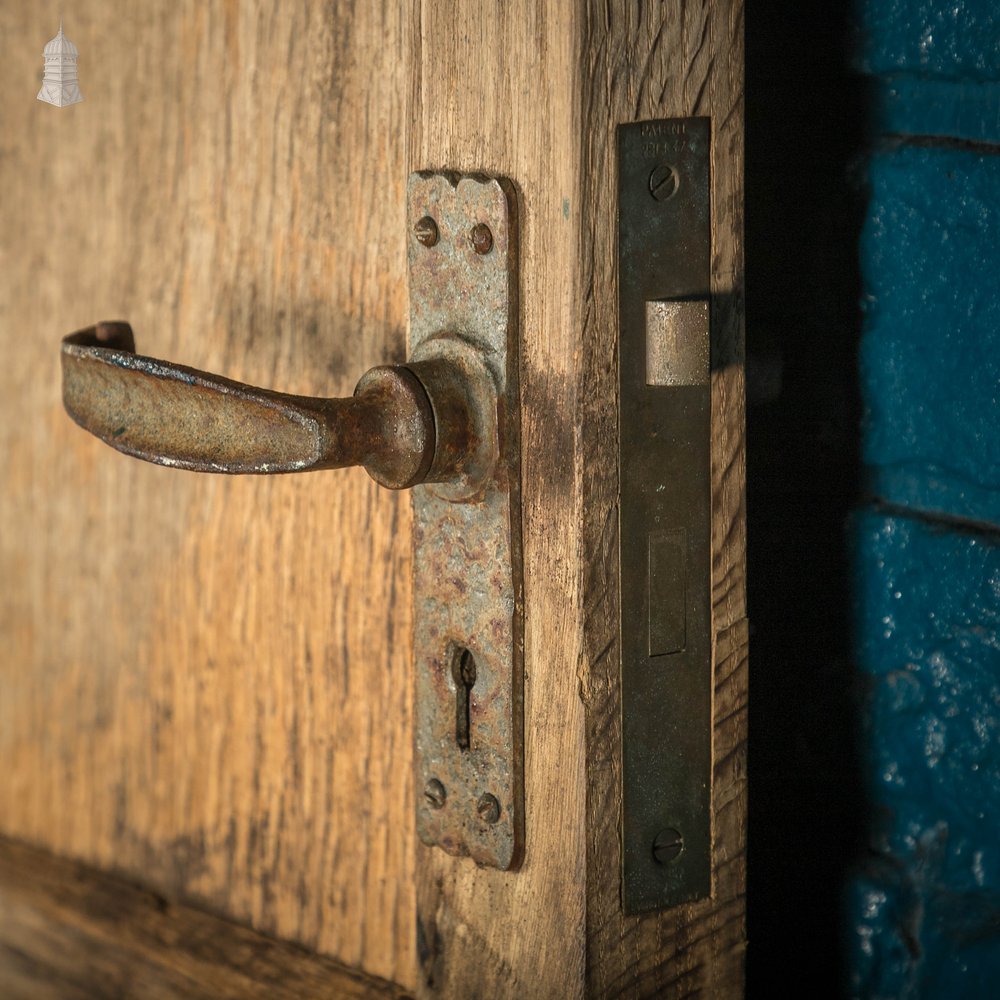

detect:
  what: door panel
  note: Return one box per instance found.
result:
[0,1,416,987]
[0,2,744,996]
[0,838,408,1000]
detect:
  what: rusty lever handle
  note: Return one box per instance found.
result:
[61,321,453,490]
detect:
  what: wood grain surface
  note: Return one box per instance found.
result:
[0,2,744,997]
[578,4,747,997]
[0,0,418,988]
[0,837,408,1000]
[409,4,588,997]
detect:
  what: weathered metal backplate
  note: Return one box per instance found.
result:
[409,173,522,870]
[619,119,712,912]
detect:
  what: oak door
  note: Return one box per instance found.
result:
[0,3,745,997]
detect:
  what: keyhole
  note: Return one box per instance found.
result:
[452,646,477,751]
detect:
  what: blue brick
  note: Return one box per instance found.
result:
[848,509,1000,997]
[859,145,1000,527]
[870,77,1000,144]
[853,0,1000,81]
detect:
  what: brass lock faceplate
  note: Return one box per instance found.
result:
[619,119,712,912]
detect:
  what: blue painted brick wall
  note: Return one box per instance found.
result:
[854,0,1000,80]
[854,0,1000,143]
[848,1,1000,995]
[860,145,1000,527]
[849,511,1000,998]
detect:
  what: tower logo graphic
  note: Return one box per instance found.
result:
[37,20,83,108]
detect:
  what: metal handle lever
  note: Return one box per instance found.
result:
[62,321,487,491]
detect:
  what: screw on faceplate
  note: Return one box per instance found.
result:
[652,827,684,865]
[648,164,680,202]
[477,792,501,824]
[471,222,494,255]
[414,215,439,247]
[424,778,447,809]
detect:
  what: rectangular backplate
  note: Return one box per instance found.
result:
[409,172,523,870]
[619,119,712,912]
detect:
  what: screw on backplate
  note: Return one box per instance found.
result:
[652,827,684,864]
[471,222,494,255]
[414,215,439,247]
[477,792,501,824]
[648,164,680,202]
[424,778,447,809]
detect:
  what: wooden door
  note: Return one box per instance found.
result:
[0,3,745,997]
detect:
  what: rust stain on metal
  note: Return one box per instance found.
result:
[409,172,522,870]
[470,222,494,255]
[414,215,439,248]
[61,326,438,489]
